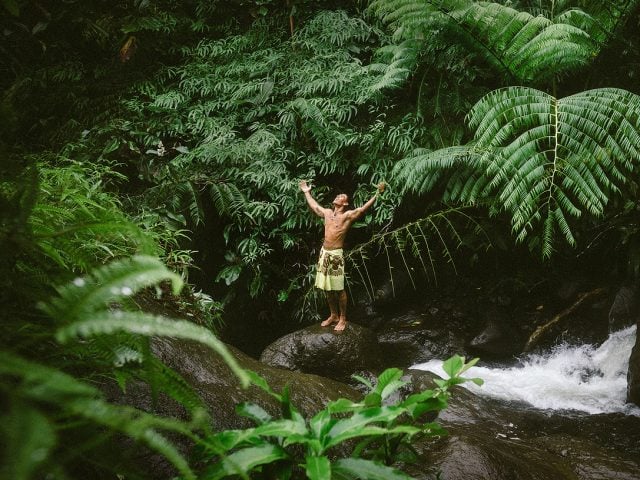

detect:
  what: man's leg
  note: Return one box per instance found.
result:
[320,291,339,326]
[334,290,348,331]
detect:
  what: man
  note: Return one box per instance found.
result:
[299,180,385,331]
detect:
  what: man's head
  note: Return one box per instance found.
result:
[332,193,349,207]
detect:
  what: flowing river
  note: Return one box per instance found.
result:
[413,325,640,416]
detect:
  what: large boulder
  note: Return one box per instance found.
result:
[376,311,467,366]
[610,285,640,332]
[104,336,361,477]
[468,318,523,358]
[259,322,381,381]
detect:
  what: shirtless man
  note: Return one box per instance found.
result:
[299,180,385,331]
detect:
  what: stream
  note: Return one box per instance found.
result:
[413,325,640,416]
[409,325,640,479]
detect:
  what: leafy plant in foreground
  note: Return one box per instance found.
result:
[2,255,249,479]
[199,357,482,479]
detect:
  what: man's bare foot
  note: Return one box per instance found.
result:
[321,315,339,327]
[334,317,347,331]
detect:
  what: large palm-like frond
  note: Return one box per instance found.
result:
[394,87,640,257]
[369,0,639,84]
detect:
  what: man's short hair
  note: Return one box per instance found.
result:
[333,194,349,206]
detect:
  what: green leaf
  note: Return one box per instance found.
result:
[374,368,403,395]
[309,409,336,445]
[364,392,382,407]
[326,407,406,448]
[442,355,464,378]
[203,444,288,480]
[254,419,308,438]
[246,370,281,400]
[2,404,56,480]
[351,374,374,389]
[332,458,414,480]
[2,0,19,16]
[305,456,331,480]
[236,402,272,425]
[380,379,408,400]
[327,398,362,413]
[459,357,480,375]
[203,429,262,452]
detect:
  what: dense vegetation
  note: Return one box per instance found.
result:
[2,0,640,478]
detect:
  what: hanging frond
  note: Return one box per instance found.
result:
[345,207,487,299]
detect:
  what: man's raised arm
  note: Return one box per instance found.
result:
[299,180,327,218]
[350,182,385,220]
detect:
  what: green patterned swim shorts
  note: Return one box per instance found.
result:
[315,247,344,291]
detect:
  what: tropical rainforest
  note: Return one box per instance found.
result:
[2,0,640,478]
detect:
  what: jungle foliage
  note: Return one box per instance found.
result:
[3,0,640,478]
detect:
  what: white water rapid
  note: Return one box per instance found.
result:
[412,325,640,416]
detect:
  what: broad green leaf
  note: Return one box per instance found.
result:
[305,455,331,480]
[364,392,382,407]
[254,419,308,437]
[333,458,414,480]
[380,379,408,400]
[236,402,272,425]
[203,444,288,480]
[406,398,448,419]
[204,429,262,452]
[374,368,403,394]
[351,374,373,389]
[309,409,336,442]
[442,355,464,378]
[327,398,362,413]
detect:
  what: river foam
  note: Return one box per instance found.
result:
[412,325,640,416]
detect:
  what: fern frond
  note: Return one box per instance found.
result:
[456,86,640,256]
[56,310,249,388]
[0,351,197,480]
[43,255,183,323]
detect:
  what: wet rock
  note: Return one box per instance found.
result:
[628,322,640,405]
[119,339,359,429]
[259,322,381,382]
[405,371,640,480]
[104,336,360,477]
[609,285,640,332]
[376,312,467,366]
[468,318,522,358]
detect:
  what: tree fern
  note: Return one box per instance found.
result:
[395,86,640,257]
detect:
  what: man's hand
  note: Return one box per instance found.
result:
[299,180,312,193]
[377,182,386,194]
